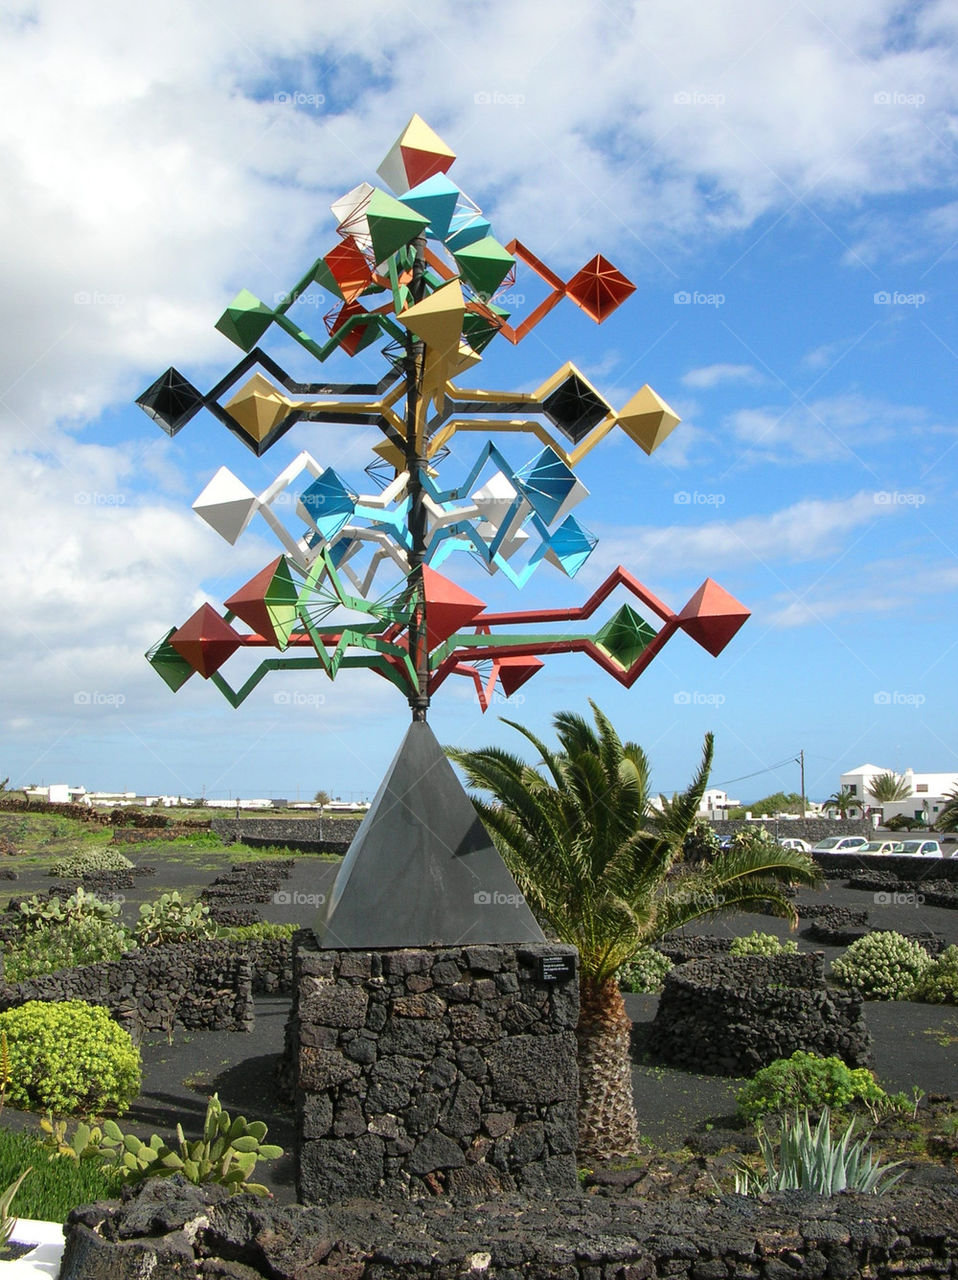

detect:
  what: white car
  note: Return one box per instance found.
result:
[810,836,871,855]
[895,839,944,858]
[857,840,903,856]
[779,837,811,852]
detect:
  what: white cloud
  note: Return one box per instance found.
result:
[682,363,763,389]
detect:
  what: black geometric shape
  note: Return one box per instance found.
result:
[136,368,205,436]
[316,721,546,948]
[541,373,611,443]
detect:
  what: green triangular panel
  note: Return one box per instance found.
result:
[452,236,515,300]
[214,289,275,352]
[265,557,300,648]
[462,307,508,354]
[366,189,430,264]
[596,605,657,669]
[146,628,195,692]
[311,258,346,303]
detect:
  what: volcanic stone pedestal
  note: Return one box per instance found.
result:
[287,932,580,1202]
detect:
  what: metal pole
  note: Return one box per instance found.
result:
[799,749,806,821]
[404,235,430,722]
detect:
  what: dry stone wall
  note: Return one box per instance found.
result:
[286,934,580,1201]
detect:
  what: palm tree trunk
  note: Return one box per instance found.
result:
[576,974,640,1162]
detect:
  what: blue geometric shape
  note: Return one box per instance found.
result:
[514,447,581,525]
[300,469,357,542]
[399,175,461,244]
[445,208,492,253]
[546,516,597,577]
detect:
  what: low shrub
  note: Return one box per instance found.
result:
[617,948,673,993]
[736,1051,888,1124]
[0,1126,121,1221]
[914,944,958,1004]
[832,931,932,1000]
[134,891,216,946]
[217,921,297,942]
[0,1001,140,1115]
[730,930,798,957]
[4,889,132,980]
[49,847,133,876]
[734,1108,904,1195]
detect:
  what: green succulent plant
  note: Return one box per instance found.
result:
[734,1108,905,1196]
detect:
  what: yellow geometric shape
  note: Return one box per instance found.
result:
[378,114,457,195]
[615,384,681,455]
[398,279,465,359]
[223,374,292,444]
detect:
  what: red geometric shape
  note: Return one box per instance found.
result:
[564,255,636,323]
[497,654,544,696]
[421,565,486,651]
[677,579,751,657]
[168,604,242,678]
[326,300,377,357]
[400,144,455,189]
[322,241,373,304]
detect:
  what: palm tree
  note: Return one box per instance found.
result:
[935,785,958,832]
[867,771,912,803]
[446,703,821,1163]
[824,786,862,819]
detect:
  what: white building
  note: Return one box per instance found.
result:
[840,763,958,826]
[698,788,740,819]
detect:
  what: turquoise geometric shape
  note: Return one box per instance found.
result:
[545,516,597,577]
[445,210,492,252]
[300,469,356,541]
[514,447,581,525]
[399,175,461,243]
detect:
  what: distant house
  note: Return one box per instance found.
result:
[840,763,958,826]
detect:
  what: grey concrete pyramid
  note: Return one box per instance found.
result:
[317,721,546,948]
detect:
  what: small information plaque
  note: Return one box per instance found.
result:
[536,953,576,983]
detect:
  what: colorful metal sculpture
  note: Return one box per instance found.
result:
[142,113,749,718]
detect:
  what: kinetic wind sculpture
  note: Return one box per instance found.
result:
[139,115,749,948]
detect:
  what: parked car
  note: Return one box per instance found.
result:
[857,840,903,856]
[779,837,811,852]
[810,836,871,855]
[895,839,944,858]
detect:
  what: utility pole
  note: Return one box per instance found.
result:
[799,749,807,820]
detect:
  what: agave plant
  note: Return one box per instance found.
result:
[734,1108,905,1196]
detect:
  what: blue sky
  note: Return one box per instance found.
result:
[2,0,956,804]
